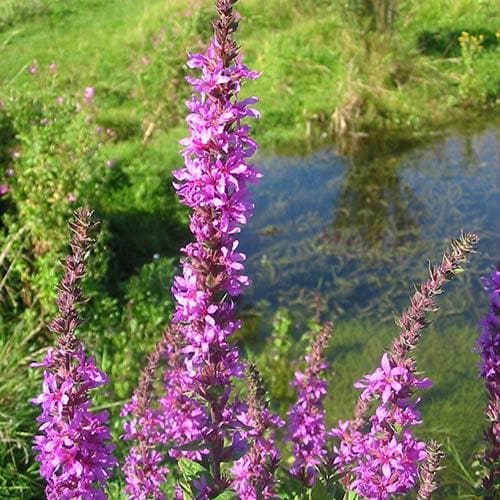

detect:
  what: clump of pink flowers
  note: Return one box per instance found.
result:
[84,87,96,104]
[121,328,178,499]
[32,209,116,499]
[26,1,489,498]
[122,0,261,496]
[161,0,261,494]
[333,353,430,498]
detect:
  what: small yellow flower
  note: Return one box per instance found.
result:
[458,31,469,47]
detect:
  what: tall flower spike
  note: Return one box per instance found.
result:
[169,0,260,494]
[288,323,333,487]
[353,231,479,428]
[476,265,500,497]
[332,233,478,499]
[232,363,283,499]
[32,209,116,499]
[391,232,480,363]
[121,328,177,499]
[417,440,445,500]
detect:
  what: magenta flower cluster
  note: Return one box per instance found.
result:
[333,352,430,498]
[33,349,116,499]
[287,324,332,486]
[32,209,116,499]
[477,265,500,493]
[478,266,500,397]
[121,329,178,499]
[120,1,266,495]
[171,40,260,377]
[231,413,282,499]
[332,233,479,499]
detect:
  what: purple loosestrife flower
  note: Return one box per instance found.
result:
[157,328,208,461]
[167,0,260,493]
[232,363,283,499]
[476,265,500,495]
[84,87,96,104]
[288,324,333,487]
[32,209,116,499]
[332,233,479,499]
[121,329,178,499]
[332,353,430,498]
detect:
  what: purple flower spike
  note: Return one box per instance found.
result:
[333,352,429,498]
[163,0,260,494]
[232,363,283,499]
[121,328,179,499]
[477,265,500,495]
[32,209,116,499]
[288,324,333,487]
[333,233,479,499]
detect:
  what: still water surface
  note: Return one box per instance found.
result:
[241,126,499,325]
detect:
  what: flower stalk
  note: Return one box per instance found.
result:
[32,209,116,499]
[417,440,445,500]
[333,233,479,498]
[121,328,177,499]
[232,363,283,499]
[168,0,260,494]
[288,323,333,487]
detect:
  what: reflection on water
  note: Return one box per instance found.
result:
[240,126,499,324]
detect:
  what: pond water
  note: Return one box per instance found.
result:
[240,125,499,325]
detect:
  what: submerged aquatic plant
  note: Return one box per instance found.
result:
[31,209,116,499]
[476,265,500,496]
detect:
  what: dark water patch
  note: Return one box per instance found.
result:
[241,126,499,326]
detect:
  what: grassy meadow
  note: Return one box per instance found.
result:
[0,0,498,497]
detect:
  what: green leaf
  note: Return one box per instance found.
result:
[213,491,238,500]
[176,438,207,452]
[343,491,360,500]
[310,481,328,500]
[177,458,208,481]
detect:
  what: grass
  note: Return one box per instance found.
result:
[0,0,497,151]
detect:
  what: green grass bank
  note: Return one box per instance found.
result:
[0,0,498,153]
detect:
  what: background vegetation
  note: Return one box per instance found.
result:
[0,0,497,497]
